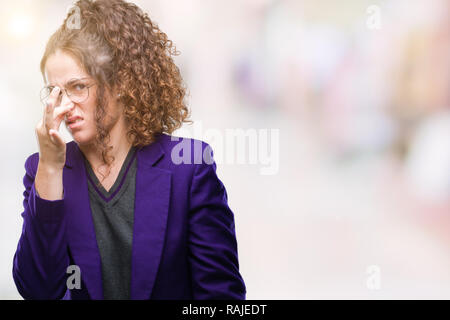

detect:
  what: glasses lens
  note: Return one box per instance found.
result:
[40,87,52,103]
[67,85,89,103]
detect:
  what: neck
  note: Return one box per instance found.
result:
[79,116,132,173]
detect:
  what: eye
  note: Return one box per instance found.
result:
[73,83,86,91]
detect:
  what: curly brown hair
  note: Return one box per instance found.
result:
[40,0,192,180]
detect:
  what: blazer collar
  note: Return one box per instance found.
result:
[63,134,171,300]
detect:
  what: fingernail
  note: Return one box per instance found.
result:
[54,87,60,92]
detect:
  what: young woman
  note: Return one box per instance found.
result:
[13,0,246,300]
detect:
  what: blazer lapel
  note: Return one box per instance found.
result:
[130,138,172,299]
[63,141,103,299]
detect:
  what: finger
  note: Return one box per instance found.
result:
[36,119,43,130]
[35,119,44,137]
[45,86,61,113]
[44,86,61,129]
[53,102,75,131]
[54,100,74,120]
[49,129,65,147]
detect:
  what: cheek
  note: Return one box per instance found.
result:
[81,100,97,122]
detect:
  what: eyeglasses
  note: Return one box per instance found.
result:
[40,78,96,104]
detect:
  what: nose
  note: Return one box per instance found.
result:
[58,90,72,106]
[61,94,76,121]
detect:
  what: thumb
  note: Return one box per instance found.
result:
[49,129,65,147]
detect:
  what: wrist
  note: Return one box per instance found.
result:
[38,161,64,174]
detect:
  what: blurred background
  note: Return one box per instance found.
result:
[1,0,449,299]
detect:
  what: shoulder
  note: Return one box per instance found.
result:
[156,134,226,197]
[156,133,215,166]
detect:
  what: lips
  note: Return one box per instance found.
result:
[66,116,83,124]
[66,116,84,130]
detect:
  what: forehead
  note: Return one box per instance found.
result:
[44,49,89,86]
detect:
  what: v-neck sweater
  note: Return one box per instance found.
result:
[82,146,138,300]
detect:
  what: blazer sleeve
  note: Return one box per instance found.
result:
[188,142,246,299]
[12,154,69,300]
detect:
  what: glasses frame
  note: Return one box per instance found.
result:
[40,77,96,105]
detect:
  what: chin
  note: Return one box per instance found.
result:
[71,132,96,146]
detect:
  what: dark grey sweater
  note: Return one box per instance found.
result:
[82,146,137,300]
